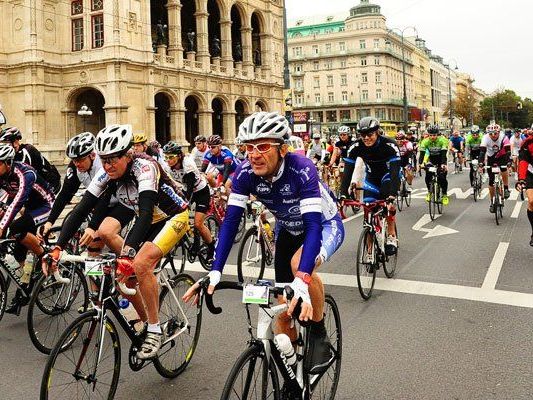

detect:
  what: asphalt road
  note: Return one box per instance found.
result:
[1,166,532,399]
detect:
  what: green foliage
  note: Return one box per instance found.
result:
[479,89,532,128]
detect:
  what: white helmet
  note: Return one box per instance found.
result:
[96,124,133,156]
[0,144,15,162]
[313,133,321,139]
[338,125,350,134]
[238,112,290,143]
[66,132,95,159]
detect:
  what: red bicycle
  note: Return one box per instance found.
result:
[207,187,246,243]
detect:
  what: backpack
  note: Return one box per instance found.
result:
[40,156,61,194]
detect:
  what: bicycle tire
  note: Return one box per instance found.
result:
[27,265,89,354]
[494,185,500,225]
[198,216,220,271]
[154,273,202,378]
[405,186,412,207]
[310,294,342,400]
[237,226,266,284]
[473,178,478,202]
[233,213,247,244]
[436,182,443,214]
[355,227,376,300]
[428,182,437,220]
[0,271,6,322]
[220,343,280,400]
[383,224,399,279]
[40,311,121,400]
[396,189,403,212]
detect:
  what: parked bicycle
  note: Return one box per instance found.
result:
[40,253,202,399]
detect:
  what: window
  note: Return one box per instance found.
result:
[71,0,83,15]
[340,59,347,68]
[313,76,320,88]
[340,74,347,86]
[328,92,334,103]
[325,43,332,54]
[326,110,336,122]
[359,40,366,49]
[295,94,303,106]
[374,38,380,49]
[339,42,346,52]
[315,94,321,104]
[313,61,319,70]
[375,72,381,83]
[362,90,369,100]
[361,73,368,83]
[92,14,104,48]
[376,108,386,120]
[312,45,319,56]
[72,18,84,51]
[325,60,332,70]
[293,47,302,57]
[361,57,367,66]
[374,56,380,65]
[327,75,333,86]
[342,91,348,102]
[294,64,302,73]
[340,110,350,121]
[376,89,382,100]
[91,0,103,11]
[295,78,303,89]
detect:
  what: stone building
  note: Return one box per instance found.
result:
[0,0,285,161]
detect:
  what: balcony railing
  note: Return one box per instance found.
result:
[289,46,414,65]
[293,98,416,109]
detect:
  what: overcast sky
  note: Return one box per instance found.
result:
[286,0,533,99]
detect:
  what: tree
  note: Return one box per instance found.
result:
[443,91,479,127]
[478,89,531,128]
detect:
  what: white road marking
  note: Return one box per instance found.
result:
[511,201,523,218]
[481,242,510,290]
[342,212,363,224]
[411,213,458,238]
[183,261,533,309]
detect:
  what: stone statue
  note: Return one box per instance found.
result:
[211,36,221,57]
[233,42,242,61]
[156,20,167,45]
[187,29,196,52]
[254,48,261,66]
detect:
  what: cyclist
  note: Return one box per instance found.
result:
[233,137,247,163]
[190,135,208,168]
[340,117,401,256]
[516,127,533,246]
[449,130,465,172]
[184,111,344,378]
[162,141,215,259]
[328,126,354,167]
[479,124,511,213]
[396,130,415,191]
[306,133,325,164]
[510,130,523,179]
[419,125,450,205]
[0,126,61,193]
[49,124,189,359]
[39,132,135,255]
[200,134,238,190]
[465,126,483,187]
[0,144,55,315]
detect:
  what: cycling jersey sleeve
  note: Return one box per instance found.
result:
[47,164,81,225]
[518,139,533,180]
[0,167,35,230]
[221,162,232,184]
[388,160,401,196]
[57,191,100,248]
[340,161,355,198]
[87,189,113,231]
[124,190,158,251]
[182,172,195,200]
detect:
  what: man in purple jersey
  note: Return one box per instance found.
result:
[184,112,344,378]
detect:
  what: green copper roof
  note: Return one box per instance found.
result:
[349,0,382,17]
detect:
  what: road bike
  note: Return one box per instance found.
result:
[326,165,343,199]
[354,198,399,300]
[425,164,444,220]
[337,184,361,220]
[452,150,463,174]
[470,159,483,202]
[487,165,505,225]
[396,168,412,212]
[40,252,202,399]
[199,279,342,400]
[208,186,246,243]
[237,201,275,284]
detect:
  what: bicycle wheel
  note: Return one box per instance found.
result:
[405,186,412,207]
[428,183,437,220]
[436,182,443,214]
[237,226,266,284]
[396,188,403,212]
[220,343,280,400]
[494,187,500,225]
[154,273,202,378]
[233,213,247,244]
[310,294,342,400]
[0,271,6,322]
[27,265,89,354]
[355,227,376,300]
[473,178,478,202]
[383,225,399,279]
[198,216,220,271]
[40,311,121,400]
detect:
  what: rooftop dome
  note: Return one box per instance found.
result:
[349,0,382,18]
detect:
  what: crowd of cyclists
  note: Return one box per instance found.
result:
[0,110,532,398]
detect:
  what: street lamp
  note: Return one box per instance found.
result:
[308,117,315,137]
[444,59,458,131]
[77,104,93,132]
[386,26,418,131]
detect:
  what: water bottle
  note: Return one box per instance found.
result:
[274,334,297,367]
[118,298,143,332]
[118,298,130,309]
[21,254,34,284]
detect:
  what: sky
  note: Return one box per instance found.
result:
[286,0,533,99]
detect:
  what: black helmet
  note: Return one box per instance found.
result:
[427,125,440,135]
[207,135,223,146]
[0,126,22,142]
[357,117,380,134]
[162,141,183,155]
[194,135,207,143]
[66,132,95,159]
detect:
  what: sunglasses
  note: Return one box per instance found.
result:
[164,154,178,161]
[360,131,376,138]
[72,155,90,163]
[340,133,348,136]
[245,142,281,154]
[100,154,123,166]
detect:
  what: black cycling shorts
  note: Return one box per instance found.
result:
[400,155,413,169]
[486,156,508,186]
[191,186,211,214]
[105,203,136,228]
[526,172,533,189]
[274,228,305,284]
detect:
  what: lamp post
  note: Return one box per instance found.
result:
[77,104,93,132]
[444,59,458,131]
[308,117,315,138]
[386,26,417,132]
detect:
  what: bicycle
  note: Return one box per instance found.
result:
[209,187,246,243]
[337,185,361,220]
[425,164,444,221]
[452,150,462,174]
[487,165,505,225]
[470,159,483,202]
[199,279,342,400]
[326,165,343,199]
[354,198,399,300]
[40,253,202,399]
[237,201,275,283]
[396,167,412,212]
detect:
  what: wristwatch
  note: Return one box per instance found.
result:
[123,247,137,259]
[295,271,312,285]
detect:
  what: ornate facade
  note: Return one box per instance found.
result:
[0,0,285,161]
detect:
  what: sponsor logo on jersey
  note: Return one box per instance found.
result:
[288,205,301,215]
[280,184,292,194]
[282,198,298,204]
[256,182,271,194]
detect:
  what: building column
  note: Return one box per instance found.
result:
[259,32,272,78]
[198,110,213,135]
[170,107,187,144]
[220,19,233,71]
[195,1,210,67]
[166,0,183,67]
[241,26,253,75]
[223,110,236,143]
